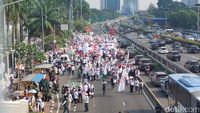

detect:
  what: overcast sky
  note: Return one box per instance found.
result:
[85,0,181,10]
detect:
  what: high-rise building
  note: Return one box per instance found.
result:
[122,0,139,15]
[181,0,199,7]
[100,0,120,12]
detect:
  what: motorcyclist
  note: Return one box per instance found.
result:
[144,64,150,75]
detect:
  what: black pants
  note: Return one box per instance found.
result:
[63,105,69,113]
[103,88,106,95]
[139,87,143,94]
[130,85,133,93]
[84,103,89,112]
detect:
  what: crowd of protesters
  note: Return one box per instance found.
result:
[46,32,145,113]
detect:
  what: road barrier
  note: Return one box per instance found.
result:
[137,76,166,113]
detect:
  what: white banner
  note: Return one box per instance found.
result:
[118,69,128,92]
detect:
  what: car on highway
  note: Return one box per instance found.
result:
[158,47,169,54]
[187,45,200,54]
[150,71,168,86]
[166,51,181,61]
[184,60,200,73]
[138,58,154,71]
[172,32,183,37]
[134,55,144,65]
[172,42,181,48]
[184,35,195,41]
[149,39,158,43]
[164,38,173,44]
[138,34,145,39]
[117,38,132,48]
[158,40,166,47]
[150,42,159,50]
[126,46,138,58]
[172,45,183,53]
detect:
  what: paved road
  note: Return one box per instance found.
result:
[53,25,155,113]
[125,32,200,76]
[56,72,154,113]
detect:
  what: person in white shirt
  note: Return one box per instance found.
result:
[68,93,73,111]
[134,79,140,93]
[40,100,45,113]
[73,90,79,112]
[83,94,89,112]
[71,65,75,75]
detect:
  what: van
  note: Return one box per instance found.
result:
[60,54,70,63]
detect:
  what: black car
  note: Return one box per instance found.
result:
[126,46,138,58]
[164,38,173,44]
[117,38,132,48]
[184,60,200,73]
[134,55,144,65]
[187,45,200,54]
[172,45,183,53]
[138,58,154,71]
[166,51,181,61]
[151,42,159,50]
[172,42,181,48]
[158,40,166,47]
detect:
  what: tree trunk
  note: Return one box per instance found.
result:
[20,20,24,42]
[16,15,20,43]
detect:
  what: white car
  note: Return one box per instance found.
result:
[184,35,195,41]
[158,47,169,54]
[138,34,144,39]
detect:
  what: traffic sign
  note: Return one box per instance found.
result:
[61,24,68,30]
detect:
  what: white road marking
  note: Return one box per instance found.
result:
[56,94,60,113]
[192,56,199,60]
[122,98,125,107]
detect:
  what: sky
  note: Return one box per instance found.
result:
[85,0,182,10]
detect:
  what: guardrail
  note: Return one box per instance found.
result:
[137,76,166,113]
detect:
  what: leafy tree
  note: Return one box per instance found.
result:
[90,9,120,23]
[28,0,61,36]
[168,9,197,29]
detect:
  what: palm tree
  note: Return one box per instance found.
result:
[28,0,61,37]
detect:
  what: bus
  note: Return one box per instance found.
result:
[168,73,200,113]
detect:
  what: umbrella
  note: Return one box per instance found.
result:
[29,89,37,94]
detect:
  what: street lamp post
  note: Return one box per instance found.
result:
[41,6,45,51]
[68,0,73,32]
[165,11,167,29]
[195,4,200,32]
[81,0,83,22]
[164,8,169,29]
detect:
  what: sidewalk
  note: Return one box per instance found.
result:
[44,102,50,113]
